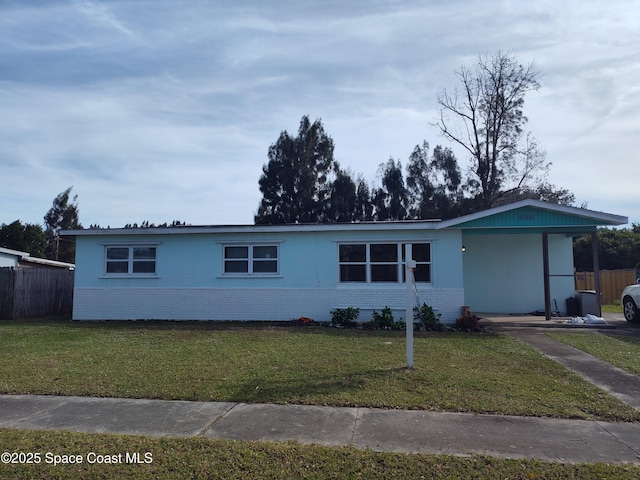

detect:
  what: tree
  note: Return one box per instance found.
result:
[44,186,81,263]
[405,141,464,219]
[323,167,357,223]
[373,158,408,221]
[354,176,374,222]
[0,220,46,257]
[405,142,434,219]
[493,182,575,207]
[573,226,640,271]
[434,51,549,209]
[255,116,336,224]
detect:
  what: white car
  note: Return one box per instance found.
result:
[622,284,640,323]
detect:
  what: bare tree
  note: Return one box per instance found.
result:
[434,51,549,208]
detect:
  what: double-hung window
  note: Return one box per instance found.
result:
[105,246,157,275]
[223,244,278,275]
[338,242,431,283]
[402,243,431,282]
[370,243,399,282]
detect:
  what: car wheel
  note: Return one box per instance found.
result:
[623,296,639,323]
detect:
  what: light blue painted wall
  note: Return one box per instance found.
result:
[73,228,465,321]
[462,233,575,313]
[75,228,463,290]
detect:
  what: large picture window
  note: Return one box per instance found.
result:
[105,246,156,275]
[224,244,278,275]
[338,243,431,283]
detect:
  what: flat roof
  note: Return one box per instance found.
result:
[60,200,628,237]
[61,219,441,236]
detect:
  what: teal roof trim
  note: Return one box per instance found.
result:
[460,226,596,236]
[439,199,627,231]
[452,206,604,229]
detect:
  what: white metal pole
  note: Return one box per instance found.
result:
[406,244,415,369]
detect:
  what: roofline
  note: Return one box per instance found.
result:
[0,246,30,257]
[20,257,75,269]
[437,199,628,229]
[59,201,628,237]
[61,219,441,236]
[0,246,74,269]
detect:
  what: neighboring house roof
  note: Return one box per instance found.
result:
[0,246,75,270]
[19,257,75,269]
[0,246,30,258]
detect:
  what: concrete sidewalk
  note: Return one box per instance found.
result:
[505,329,640,410]
[1,394,640,464]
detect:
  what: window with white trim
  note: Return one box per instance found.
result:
[223,244,278,275]
[338,242,430,283]
[105,246,156,275]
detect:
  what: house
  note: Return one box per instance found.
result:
[61,200,627,322]
[0,246,75,269]
[0,247,28,268]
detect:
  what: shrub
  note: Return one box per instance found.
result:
[371,306,405,331]
[330,307,360,327]
[414,303,442,331]
[455,314,482,332]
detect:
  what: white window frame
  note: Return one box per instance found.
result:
[222,243,280,276]
[104,244,158,276]
[338,242,431,284]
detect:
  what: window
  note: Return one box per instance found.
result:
[370,243,398,282]
[403,243,431,282]
[105,246,156,275]
[338,243,431,283]
[224,244,278,275]
[339,244,366,282]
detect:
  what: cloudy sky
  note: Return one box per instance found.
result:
[1,0,638,228]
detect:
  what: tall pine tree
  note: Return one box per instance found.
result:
[255,116,336,224]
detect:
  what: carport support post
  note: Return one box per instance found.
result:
[542,232,551,321]
[592,231,602,316]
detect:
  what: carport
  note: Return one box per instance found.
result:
[439,200,628,319]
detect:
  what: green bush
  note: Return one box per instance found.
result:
[371,306,405,331]
[414,303,442,331]
[330,307,360,327]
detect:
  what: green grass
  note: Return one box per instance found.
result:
[602,303,623,314]
[548,332,640,376]
[1,318,638,421]
[1,428,639,479]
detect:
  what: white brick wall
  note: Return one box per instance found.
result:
[337,287,463,323]
[73,287,464,322]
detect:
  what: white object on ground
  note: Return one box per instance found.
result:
[570,315,608,325]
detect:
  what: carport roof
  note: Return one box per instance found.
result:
[437,199,627,233]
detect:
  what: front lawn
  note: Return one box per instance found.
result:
[2,318,638,421]
[548,332,640,376]
[1,429,639,480]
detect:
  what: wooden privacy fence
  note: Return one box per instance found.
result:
[0,267,74,319]
[574,269,637,305]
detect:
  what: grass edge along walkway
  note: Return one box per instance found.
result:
[1,428,640,479]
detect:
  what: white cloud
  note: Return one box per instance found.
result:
[0,0,639,228]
